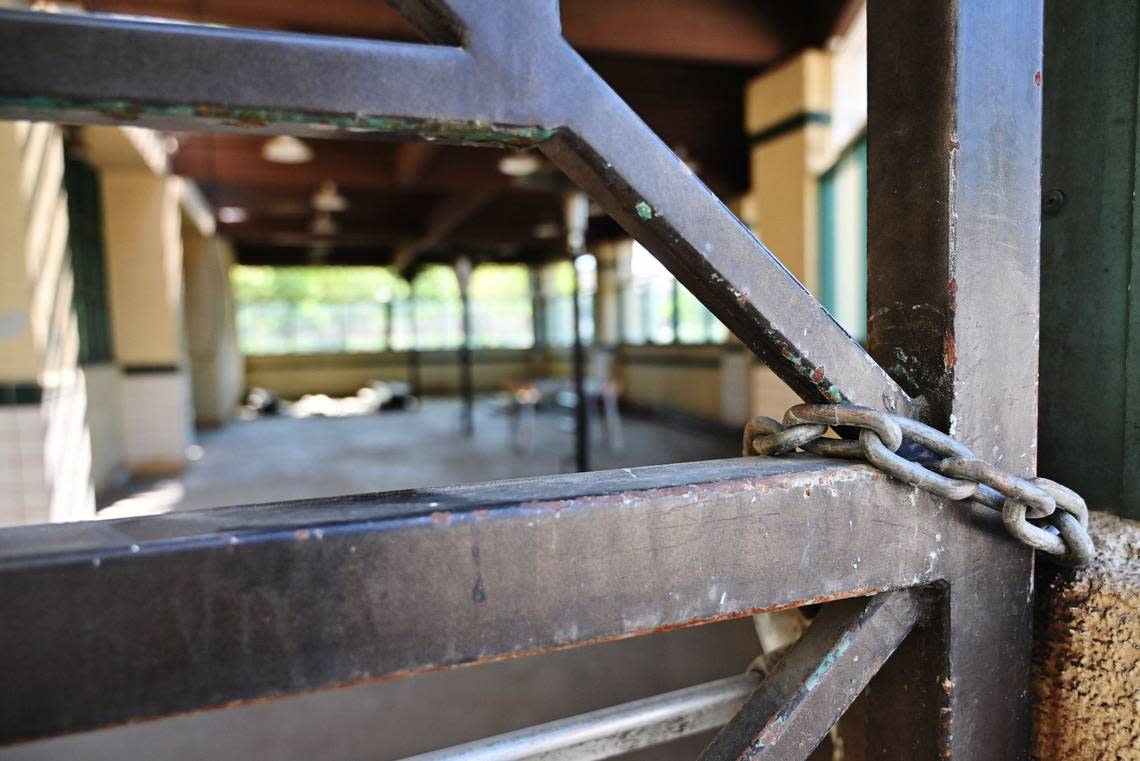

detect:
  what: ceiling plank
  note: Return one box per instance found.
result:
[84,0,801,66]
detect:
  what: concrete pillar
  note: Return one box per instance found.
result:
[564,193,590,472]
[87,127,192,475]
[593,240,622,349]
[455,257,474,436]
[741,50,835,420]
[183,228,243,428]
[0,122,96,525]
[741,50,833,288]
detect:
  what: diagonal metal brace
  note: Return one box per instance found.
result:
[699,589,927,761]
[0,2,918,415]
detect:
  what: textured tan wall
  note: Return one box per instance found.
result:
[100,170,185,366]
[743,50,832,291]
[618,344,723,420]
[245,349,543,399]
[1033,511,1140,760]
[183,233,243,426]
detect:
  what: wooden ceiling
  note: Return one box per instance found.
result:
[83,0,857,269]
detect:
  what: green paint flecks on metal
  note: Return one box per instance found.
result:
[0,96,557,146]
[804,635,852,692]
[634,200,653,220]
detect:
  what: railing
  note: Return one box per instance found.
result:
[0,2,1043,758]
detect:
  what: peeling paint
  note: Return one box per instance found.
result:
[0,96,557,145]
[805,635,852,692]
[634,200,654,220]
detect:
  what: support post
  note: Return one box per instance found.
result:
[407,279,422,398]
[671,277,681,344]
[566,193,589,472]
[863,0,1041,757]
[456,257,474,437]
[384,298,394,351]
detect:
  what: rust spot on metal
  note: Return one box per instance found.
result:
[429,511,451,525]
[942,678,956,696]
[474,509,491,519]
[811,366,826,384]
[1034,70,1042,86]
[947,279,958,297]
[948,139,960,152]
[754,716,786,749]
[804,485,813,497]
[943,329,956,369]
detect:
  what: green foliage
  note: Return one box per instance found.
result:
[231,266,408,304]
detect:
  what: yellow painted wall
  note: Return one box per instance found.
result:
[0,122,97,523]
[0,122,71,383]
[618,344,724,421]
[743,50,833,291]
[245,349,543,400]
[100,171,185,366]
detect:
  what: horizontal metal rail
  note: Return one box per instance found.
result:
[400,673,760,761]
[0,6,918,415]
[0,455,964,744]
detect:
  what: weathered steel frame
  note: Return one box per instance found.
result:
[0,1,1042,758]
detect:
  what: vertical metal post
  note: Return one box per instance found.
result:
[385,299,395,351]
[456,257,475,437]
[566,192,589,473]
[529,263,546,350]
[864,0,1040,758]
[670,278,680,344]
[407,279,422,397]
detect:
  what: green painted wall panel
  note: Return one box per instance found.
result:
[1040,0,1140,517]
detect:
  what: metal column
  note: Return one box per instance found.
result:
[863,1,1042,756]
[566,192,590,472]
[456,256,475,437]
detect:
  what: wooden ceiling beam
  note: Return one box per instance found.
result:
[84,0,799,66]
[391,186,504,271]
[394,142,443,187]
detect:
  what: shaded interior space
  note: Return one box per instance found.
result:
[98,398,740,515]
[0,0,872,759]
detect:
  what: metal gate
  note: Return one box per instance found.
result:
[0,1,1046,758]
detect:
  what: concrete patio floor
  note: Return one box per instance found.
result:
[98,396,740,514]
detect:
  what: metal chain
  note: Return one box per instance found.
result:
[743,404,1094,566]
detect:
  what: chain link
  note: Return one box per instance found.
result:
[743,404,1094,566]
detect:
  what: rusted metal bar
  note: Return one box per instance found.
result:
[400,673,759,761]
[699,590,925,761]
[0,4,917,414]
[0,456,951,744]
[863,1,1042,757]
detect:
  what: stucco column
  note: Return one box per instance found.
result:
[593,240,622,349]
[183,229,243,428]
[99,167,192,474]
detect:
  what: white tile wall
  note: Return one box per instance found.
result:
[121,371,191,472]
[0,405,47,526]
